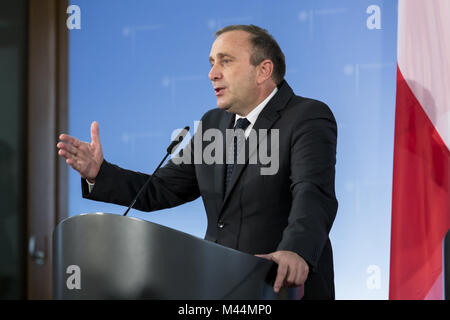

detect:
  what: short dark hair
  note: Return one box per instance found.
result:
[214,24,286,86]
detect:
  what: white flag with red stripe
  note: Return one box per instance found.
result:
[390,0,450,300]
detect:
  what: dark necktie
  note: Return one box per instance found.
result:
[225,117,251,193]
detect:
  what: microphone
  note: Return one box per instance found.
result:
[123,126,190,216]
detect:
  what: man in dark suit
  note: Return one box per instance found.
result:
[57,25,338,299]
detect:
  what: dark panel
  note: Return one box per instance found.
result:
[0,0,28,300]
[27,0,68,299]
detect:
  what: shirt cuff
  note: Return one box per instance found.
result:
[86,179,95,193]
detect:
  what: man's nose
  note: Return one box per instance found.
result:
[208,64,222,81]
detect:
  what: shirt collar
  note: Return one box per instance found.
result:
[235,87,278,126]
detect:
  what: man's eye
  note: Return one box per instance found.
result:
[223,59,231,64]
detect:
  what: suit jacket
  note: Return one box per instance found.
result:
[82,80,338,299]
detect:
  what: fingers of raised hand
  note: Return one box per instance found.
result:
[59,134,81,148]
[57,136,89,172]
[57,141,78,156]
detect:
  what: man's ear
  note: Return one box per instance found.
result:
[256,59,274,84]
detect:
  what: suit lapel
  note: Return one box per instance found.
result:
[220,81,294,210]
[214,112,235,199]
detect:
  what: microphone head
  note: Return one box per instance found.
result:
[167,126,190,154]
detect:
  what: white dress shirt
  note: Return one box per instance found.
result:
[234,87,278,138]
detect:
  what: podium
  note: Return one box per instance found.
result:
[53,213,279,299]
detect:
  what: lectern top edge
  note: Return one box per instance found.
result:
[55,212,266,261]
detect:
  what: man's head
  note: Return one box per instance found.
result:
[208,25,286,116]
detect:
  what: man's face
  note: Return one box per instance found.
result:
[208,30,259,116]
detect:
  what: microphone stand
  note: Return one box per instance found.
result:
[123,126,190,216]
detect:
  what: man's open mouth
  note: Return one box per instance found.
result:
[214,87,226,96]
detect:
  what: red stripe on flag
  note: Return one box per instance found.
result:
[390,65,450,300]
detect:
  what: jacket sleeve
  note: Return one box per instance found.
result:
[81,136,200,212]
[276,104,338,271]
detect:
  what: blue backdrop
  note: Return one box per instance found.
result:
[68,0,398,299]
